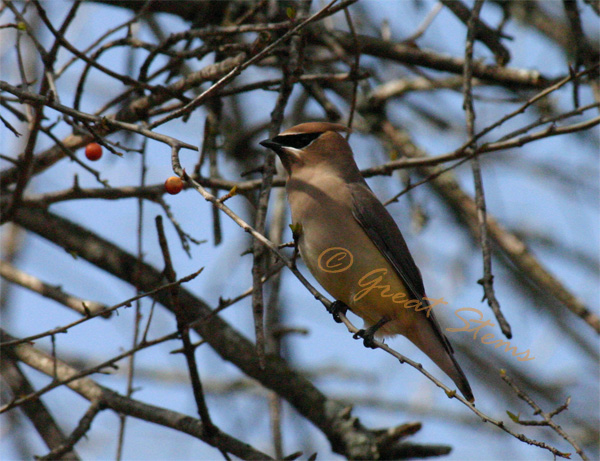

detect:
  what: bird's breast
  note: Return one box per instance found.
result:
[286,174,413,330]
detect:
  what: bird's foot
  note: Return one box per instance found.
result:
[353,328,378,349]
[327,300,348,324]
[353,317,390,349]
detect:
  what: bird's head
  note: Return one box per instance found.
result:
[260,122,353,175]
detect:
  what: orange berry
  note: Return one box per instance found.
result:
[85,142,103,161]
[165,176,183,195]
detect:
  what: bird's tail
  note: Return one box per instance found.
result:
[412,325,475,403]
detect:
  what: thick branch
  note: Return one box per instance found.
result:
[440,0,510,65]
[0,260,110,317]
[2,329,272,460]
[318,30,553,89]
[88,0,230,23]
[0,354,80,460]
[377,121,599,334]
[12,206,447,460]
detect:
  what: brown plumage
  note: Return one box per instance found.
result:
[260,122,474,402]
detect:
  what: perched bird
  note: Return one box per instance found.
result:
[260,122,474,402]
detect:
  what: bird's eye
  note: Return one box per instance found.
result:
[272,132,323,149]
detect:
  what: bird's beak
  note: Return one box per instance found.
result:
[259,139,280,150]
[260,138,299,174]
[260,137,300,160]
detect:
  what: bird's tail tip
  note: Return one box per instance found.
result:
[456,369,475,403]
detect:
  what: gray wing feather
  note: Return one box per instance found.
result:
[348,181,453,353]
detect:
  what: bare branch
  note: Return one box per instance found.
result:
[501,371,588,460]
[2,329,273,460]
[0,354,80,460]
[0,260,110,317]
[462,0,511,338]
[441,0,511,65]
[320,30,554,89]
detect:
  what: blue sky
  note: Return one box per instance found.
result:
[1,1,598,459]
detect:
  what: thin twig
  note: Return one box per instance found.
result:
[463,0,511,338]
[334,311,570,459]
[377,119,600,335]
[193,260,286,326]
[441,0,511,65]
[38,400,102,460]
[116,131,149,461]
[0,328,178,415]
[2,330,273,460]
[0,81,197,151]
[0,270,204,349]
[155,216,215,436]
[172,137,573,459]
[0,354,80,460]
[250,6,306,368]
[500,370,588,460]
[148,0,352,130]
[265,189,290,460]
[403,2,443,43]
[343,5,360,135]
[364,66,598,179]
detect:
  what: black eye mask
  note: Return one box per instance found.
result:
[271,132,323,149]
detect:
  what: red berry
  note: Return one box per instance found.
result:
[165,176,183,195]
[85,143,103,161]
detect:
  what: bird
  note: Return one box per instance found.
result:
[260,121,474,402]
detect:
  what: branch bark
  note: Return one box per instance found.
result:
[320,30,553,89]
[377,120,599,334]
[0,354,80,460]
[12,206,449,460]
[1,329,272,460]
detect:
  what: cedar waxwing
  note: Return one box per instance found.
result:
[260,122,474,402]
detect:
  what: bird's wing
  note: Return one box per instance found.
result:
[348,180,453,353]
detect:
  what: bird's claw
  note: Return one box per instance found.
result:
[353,329,378,349]
[327,300,347,324]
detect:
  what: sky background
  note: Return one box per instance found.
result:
[1,1,599,460]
